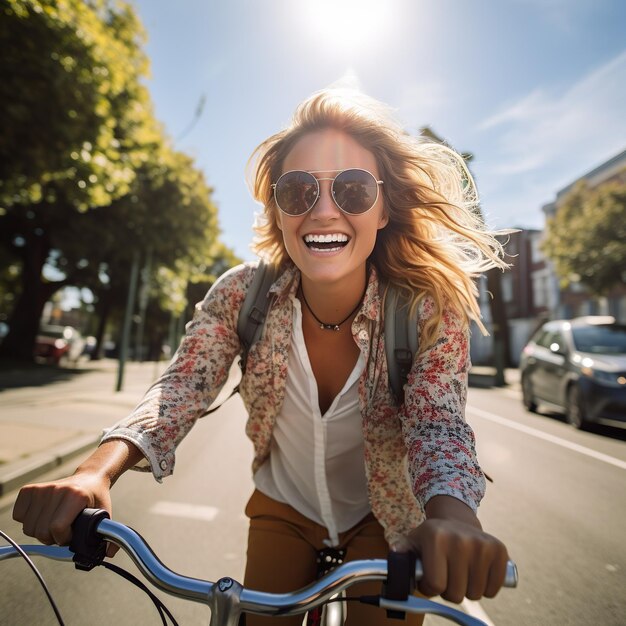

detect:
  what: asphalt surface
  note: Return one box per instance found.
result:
[0,358,512,497]
[1,368,625,625]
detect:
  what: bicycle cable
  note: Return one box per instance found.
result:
[0,529,179,625]
[0,529,65,626]
[102,561,179,626]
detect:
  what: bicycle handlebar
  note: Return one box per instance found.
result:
[1,509,518,626]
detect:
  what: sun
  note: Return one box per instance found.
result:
[300,0,392,54]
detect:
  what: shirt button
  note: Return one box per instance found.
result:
[159,460,168,471]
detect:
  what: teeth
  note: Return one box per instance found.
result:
[304,233,349,243]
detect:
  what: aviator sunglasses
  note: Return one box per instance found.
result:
[272,168,383,217]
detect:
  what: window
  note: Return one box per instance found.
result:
[530,235,544,263]
[501,273,513,303]
[532,272,548,308]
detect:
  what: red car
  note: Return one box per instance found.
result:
[34,325,85,365]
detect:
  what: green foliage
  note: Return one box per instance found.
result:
[0,0,156,209]
[84,146,234,316]
[0,0,240,359]
[542,176,626,296]
[168,242,243,318]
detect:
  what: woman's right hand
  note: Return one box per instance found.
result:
[12,440,144,557]
[12,470,117,556]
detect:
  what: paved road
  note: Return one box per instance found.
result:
[0,395,253,626]
[1,378,625,624]
[465,386,626,626]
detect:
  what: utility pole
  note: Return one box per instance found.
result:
[135,247,152,362]
[116,251,140,392]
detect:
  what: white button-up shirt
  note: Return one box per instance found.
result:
[254,299,370,546]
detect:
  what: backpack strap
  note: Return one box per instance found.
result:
[236,260,280,373]
[203,261,278,416]
[384,285,419,403]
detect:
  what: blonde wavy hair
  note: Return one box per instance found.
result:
[248,88,508,346]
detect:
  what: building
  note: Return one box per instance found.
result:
[470,148,625,367]
[542,148,626,322]
[499,229,560,364]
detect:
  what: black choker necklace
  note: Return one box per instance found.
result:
[300,286,365,331]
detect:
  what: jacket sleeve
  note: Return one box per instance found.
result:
[101,263,256,481]
[399,297,486,512]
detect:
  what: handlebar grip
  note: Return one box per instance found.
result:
[505,560,518,588]
[413,559,518,588]
[69,508,110,571]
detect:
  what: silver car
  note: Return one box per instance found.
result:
[519,316,626,429]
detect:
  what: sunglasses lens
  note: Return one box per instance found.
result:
[333,169,379,214]
[275,171,318,215]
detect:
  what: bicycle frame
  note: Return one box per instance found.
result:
[0,512,518,626]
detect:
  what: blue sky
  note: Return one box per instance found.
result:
[131,0,626,262]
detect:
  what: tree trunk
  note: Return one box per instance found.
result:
[92,289,112,360]
[0,235,58,361]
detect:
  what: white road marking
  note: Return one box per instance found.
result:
[467,406,626,471]
[461,599,495,626]
[149,501,219,521]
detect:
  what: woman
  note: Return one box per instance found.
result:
[14,89,510,625]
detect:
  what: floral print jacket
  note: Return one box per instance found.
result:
[102,261,486,543]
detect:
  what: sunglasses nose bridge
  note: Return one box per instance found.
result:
[310,177,342,218]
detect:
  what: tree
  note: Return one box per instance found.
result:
[63,146,229,359]
[0,0,153,206]
[0,0,159,359]
[542,176,626,296]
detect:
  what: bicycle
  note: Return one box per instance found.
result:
[0,508,518,626]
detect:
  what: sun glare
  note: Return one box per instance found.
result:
[301,0,392,54]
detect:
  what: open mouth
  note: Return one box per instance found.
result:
[303,233,350,252]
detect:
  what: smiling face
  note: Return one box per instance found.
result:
[276,128,388,290]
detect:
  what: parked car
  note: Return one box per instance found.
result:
[34,325,86,365]
[519,316,626,429]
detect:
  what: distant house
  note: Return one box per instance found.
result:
[542,148,626,322]
[499,229,559,364]
[471,148,626,367]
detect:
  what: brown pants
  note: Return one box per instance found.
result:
[243,490,424,626]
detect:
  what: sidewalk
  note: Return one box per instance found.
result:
[0,359,167,496]
[0,359,520,497]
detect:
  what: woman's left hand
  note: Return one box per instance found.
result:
[392,514,509,603]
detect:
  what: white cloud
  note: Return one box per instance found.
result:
[477,49,626,177]
[471,49,626,229]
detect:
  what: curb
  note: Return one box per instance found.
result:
[468,368,522,390]
[468,372,498,388]
[0,433,101,497]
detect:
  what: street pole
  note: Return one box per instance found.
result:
[135,247,152,362]
[116,251,140,392]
